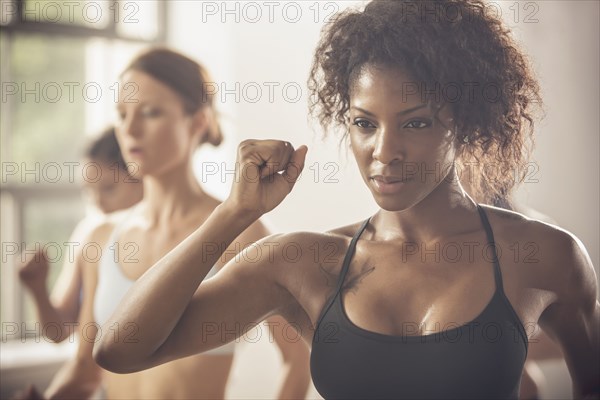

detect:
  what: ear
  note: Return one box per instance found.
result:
[189,108,209,144]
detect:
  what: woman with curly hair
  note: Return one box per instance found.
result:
[94,1,599,399]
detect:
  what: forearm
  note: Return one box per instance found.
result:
[44,356,102,400]
[94,203,259,368]
[50,262,82,326]
[29,287,72,342]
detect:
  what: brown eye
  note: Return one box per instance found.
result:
[141,108,162,117]
[404,120,431,129]
[352,119,376,129]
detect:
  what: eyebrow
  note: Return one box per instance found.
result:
[117,100,158,108]
[351,104,428,117]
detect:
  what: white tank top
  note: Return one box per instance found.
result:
[94,210,235,355]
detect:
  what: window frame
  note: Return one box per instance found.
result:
[0,0,167,338]
[2,0,167,41]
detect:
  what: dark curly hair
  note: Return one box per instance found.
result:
[86,126,127,172]
[308,0,543,206]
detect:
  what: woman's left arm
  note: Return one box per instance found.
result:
[538,231,599,399]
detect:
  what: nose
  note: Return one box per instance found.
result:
[372,127,405,165]
[119,113,143,139]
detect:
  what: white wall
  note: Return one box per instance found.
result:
[169,1,372,232]
[168,1,599,399]
[500,1,599,269]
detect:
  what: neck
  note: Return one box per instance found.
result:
[141,162,207,226]
[371,168,479,243]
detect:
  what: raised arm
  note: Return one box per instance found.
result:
[93,140,308,373]
[18,251,81,343]
[538,230,600,399]
[49,218,102,323]
[18,218,100,342]
[43,222,115,399]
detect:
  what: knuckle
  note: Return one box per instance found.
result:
[238,141,255,156]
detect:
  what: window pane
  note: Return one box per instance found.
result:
[0,31,9,165]
[22,195,85,324]
[115,0,159,40]
[22,0,110,29]
[0,192,17,326]
[0,0,16,25]
[5,33,87,182]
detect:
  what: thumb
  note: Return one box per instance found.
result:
[283,145,308,189]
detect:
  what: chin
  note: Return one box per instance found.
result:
[372,194,415,212]
[371,187,436,212]
[128,168,147,179]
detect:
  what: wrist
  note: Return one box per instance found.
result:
[26,282,49,298]
[219,199,263,224]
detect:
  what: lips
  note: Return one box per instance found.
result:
[371,175,406,184]
[128,146,143,155]
[370,174,410,194]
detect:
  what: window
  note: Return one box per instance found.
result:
[1,0,167,338]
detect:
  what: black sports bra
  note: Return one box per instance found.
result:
[310,205,528,399]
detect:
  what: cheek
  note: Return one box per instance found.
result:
[141,124,185,164]
[413,138,457,185]
[147,119,175,143]
[349,135,372,165]
[415,131,455,161]
[152,117,190,151]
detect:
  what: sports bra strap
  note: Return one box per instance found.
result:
[333,218,371,297]
[476,204,505,292]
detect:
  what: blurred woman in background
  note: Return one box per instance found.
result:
[42,48,310,399]
[18,127,143,343]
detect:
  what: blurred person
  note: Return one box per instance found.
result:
[38,48,310,400]
[94,2,599,399]
[18,127,144,343]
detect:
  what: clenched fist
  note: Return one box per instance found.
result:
[18,248,49,293]
[226,139,308,216]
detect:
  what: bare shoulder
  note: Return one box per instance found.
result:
[481,204,588,261]
[481,204,596,300]
[213,219,369,324]
[76,208,134,268]
[84,209,129,244]
[240,226,356,293]
[275,220,367,273]
[254,229,351,272]
[237,225,357,325]
[327,220,369,238]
